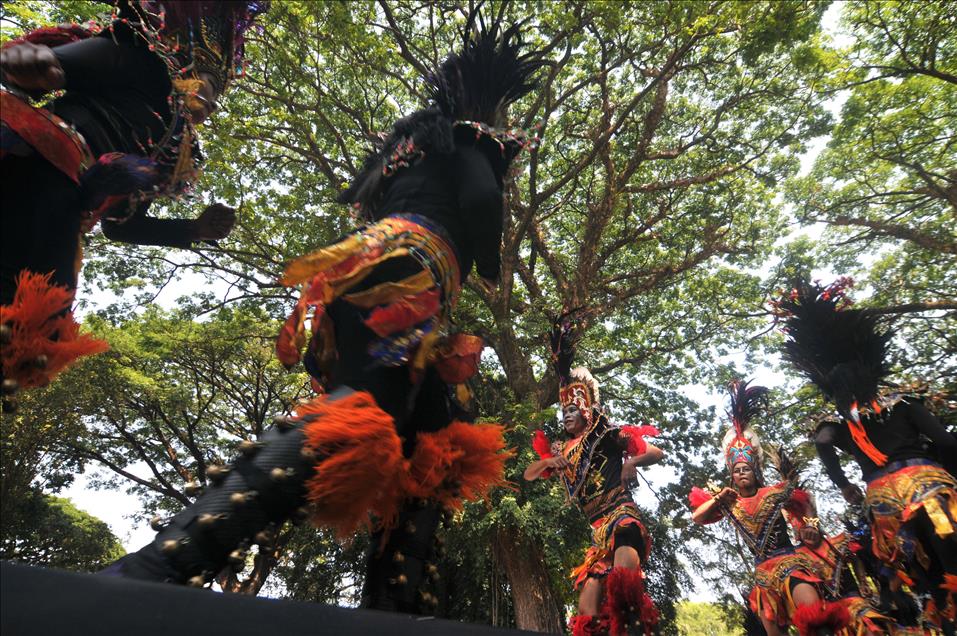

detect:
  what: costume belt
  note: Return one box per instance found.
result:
[866,458,940,484]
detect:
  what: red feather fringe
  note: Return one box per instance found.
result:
[688,486,712,510]
[785,488,813,527]
[569,614,609,636]
[405,421,511,511]
[532,429,553,459]
[1,271,108,389]
[531,429,555,478]
[620,425,659,457]
[1,24,94,50]
[363,287,440,337]
[299,392,405,539]
[299,393,510,539]
[602,566,659,636]
[792,601,851,636]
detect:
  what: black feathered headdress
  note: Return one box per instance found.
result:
[774,277,893,418]
[425,14,543,126]
[338,11,546,217]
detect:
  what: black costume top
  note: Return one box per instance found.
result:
[556,419,634,523]
[815,398,957,487]
[45,28,195,248]
[372,141,503,283]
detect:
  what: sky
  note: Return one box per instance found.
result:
[57,0,856,605]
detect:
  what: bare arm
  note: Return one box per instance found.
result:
[523,455,569,481]
[621,443,664,487]
[691,487,736,525]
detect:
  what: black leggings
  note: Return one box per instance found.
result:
[612,523,647,560]
[1,153,82,305]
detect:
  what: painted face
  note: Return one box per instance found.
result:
[731,462,756,493]
[562,404,586,435]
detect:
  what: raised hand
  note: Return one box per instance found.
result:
[0,43,65,94]
[193,203,236,241]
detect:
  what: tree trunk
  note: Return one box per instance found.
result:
[493,525,565,633]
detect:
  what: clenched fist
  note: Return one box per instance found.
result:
[1,43,65,94]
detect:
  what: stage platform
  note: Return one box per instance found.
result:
[1,561,535,635]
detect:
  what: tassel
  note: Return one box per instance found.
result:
[406,421,511,510]
[569,614,609,636]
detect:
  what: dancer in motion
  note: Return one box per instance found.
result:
[691,381,852,636]
[524,322,663,636]
[107,15,546,615]
[0,1,266,403]
[775,277,957,634]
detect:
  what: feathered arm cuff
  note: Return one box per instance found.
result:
[531,429,555,478]
[784,488,815,529]
[688,486,724,524]
[620,425,659,457]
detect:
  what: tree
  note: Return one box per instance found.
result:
[73,1,833,631]
[787,0,957,387]
[1,493,125,572]
[45,307,312,593]
[676,601,739,636]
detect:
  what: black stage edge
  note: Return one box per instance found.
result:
[1,561,536,636]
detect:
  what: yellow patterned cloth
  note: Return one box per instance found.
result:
[796,535,896,635]
[749,551,823,626]
[276,214,461,372]
[865,462,957,566]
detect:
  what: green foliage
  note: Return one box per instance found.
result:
[3,0,952,632]
[786,0,957,387]
[1,493,125,572]
[676,601,739,636]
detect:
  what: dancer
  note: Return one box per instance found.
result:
[0,1,266,402]
[791,518,909,635]
[524,322,663,636]
[690,381,845,636]
[107,15,546,615]
[775,278,957,634]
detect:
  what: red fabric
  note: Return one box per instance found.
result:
[792,601,851,636]
[848,405,888,466]
[1,90,93,184]
[619,425,659,457]
[363,287,440,337]
[0,271,108,389]
[433,334,483,383]
[688,486,712,510]
[275,296,308,368]
[602,566,659,636]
